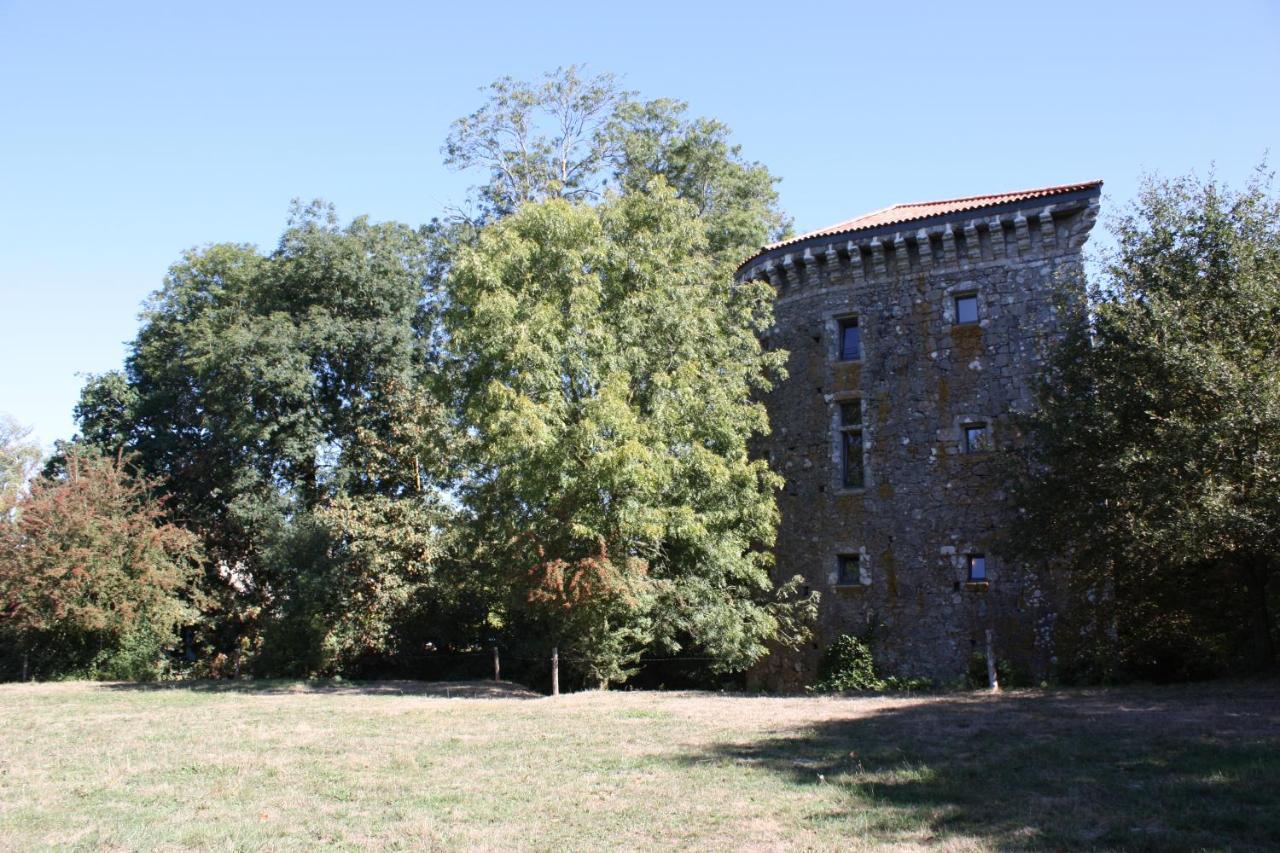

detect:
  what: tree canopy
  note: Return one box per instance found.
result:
[71,202,454,676]
[32,67,806,686]
[0,449,204,680]
[443,65,790,262]
[1011,167,1280,679]
[445,184,811,686]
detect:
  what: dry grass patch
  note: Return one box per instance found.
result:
[0,680,1277,850]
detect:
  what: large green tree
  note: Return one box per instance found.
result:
[1012,168,1280,679]
[71,203,455,675]
[445,184,812,687]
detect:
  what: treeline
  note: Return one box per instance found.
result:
[0,68,815,686]
[2,68,1277,687]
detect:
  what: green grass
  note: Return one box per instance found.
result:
[1,679,1277,850]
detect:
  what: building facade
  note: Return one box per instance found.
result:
[736,181,1103,689]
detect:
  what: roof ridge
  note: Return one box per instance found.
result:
[889,179,1103,211]
[738,179,1103,271]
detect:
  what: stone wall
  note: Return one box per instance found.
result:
[738,187,1101,690]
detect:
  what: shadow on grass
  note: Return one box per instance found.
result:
[102,678,541,699]
[694,682,1280,850]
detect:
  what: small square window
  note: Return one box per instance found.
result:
[967,554,987,581]
[954,294,979,325]
[963,423,992,453]
[837,318,861,361]
[837,554,865,586]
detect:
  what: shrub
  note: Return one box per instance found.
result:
[810,634,932,693]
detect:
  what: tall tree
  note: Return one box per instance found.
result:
[69,202,455,674]
[443,66,790,262]
[0,414,41,514]
[446,184,812,686]
[0,448,204,680]
[1011,167,1280,678]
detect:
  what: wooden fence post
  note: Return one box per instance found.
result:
[551,646,560,697]
[985,628,1000,692]
[492,646,501,682]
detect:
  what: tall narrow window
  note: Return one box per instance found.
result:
[837,317,861,361]
[954,293,979,325]
[839,399,864,489]
[967,554,987,581]
[963,422,992,453]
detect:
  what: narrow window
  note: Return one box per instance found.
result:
[837,317,861,361]
[837,554,865,586]
[954,293,979,325]
[963,422,992,453]
[967,554,987,581]
[839,400,864,489]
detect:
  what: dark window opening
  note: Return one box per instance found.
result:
[967,554,987,581]
[954,293,979,325]
[837,317,861,361]
[837,554,863,586]
[839,399,864,489]
[963,422,992,453]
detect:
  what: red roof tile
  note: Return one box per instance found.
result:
[744,179,1102,267]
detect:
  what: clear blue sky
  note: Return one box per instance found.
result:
[1,0,1276,449]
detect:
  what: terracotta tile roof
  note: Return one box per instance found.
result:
[742,179,1102,269]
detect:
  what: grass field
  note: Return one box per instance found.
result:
[1,680,1278,850]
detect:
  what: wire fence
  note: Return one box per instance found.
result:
[407,646,732,695]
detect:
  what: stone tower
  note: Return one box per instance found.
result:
[736,181,1103,689]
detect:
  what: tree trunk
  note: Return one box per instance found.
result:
[985,629,1000,692]
[1245,565,1275,671]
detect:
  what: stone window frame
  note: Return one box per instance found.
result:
[962,421,993,454]
[950,413,996,455]
[942,284,983,326]
[832,393,867,493]
[832,548,871,588]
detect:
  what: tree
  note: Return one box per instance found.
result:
[0,414,41,515]
[0,449,204,679]
[69,202,455,674]
[445,184,813,687]
[443,66,790,262]
[1011,167,1280,678]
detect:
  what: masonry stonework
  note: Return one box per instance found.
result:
[737,182,1103,690]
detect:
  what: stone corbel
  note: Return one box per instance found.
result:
[1037,205,1057,252]
[869,237,888,278]
[846,240,865,285]
[760,259,776,289]
[941,223,958,267]
[800,248,816,289]
[778,253,796,291]
[823,244,840,282]
[963,222,982,265]
[987,216,1006,260]
[1013,213,1032,257]
[916,228,934,268]
[1070,197,1101,249]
